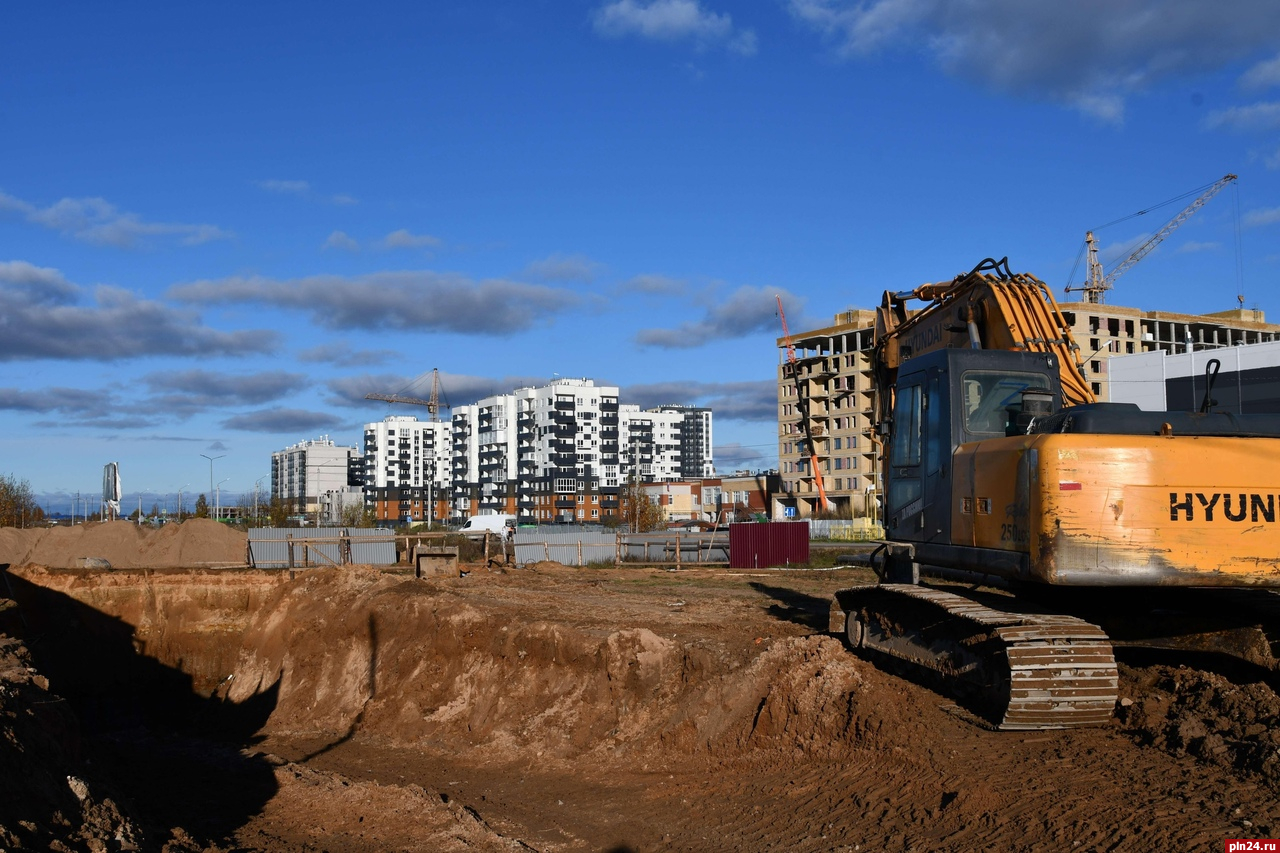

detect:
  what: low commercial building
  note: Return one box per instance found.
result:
[1107,336,1280,412]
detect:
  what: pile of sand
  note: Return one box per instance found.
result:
[0,519,246,569]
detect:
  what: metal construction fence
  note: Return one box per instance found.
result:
[806,518,885,541]
[513,527,729,567]
[248,527,397,568]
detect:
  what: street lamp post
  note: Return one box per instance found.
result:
[216,478,230,522]
[176,483,190,521]
[200,454,225,515]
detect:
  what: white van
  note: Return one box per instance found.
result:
[457,514,515,538]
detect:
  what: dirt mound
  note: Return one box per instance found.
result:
[1118,663,1280,786]
[238,757,533,852]
[226,568,941,767]
[0,520,245,569]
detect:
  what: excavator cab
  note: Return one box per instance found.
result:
[884,348,1062,549]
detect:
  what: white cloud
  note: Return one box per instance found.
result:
[331,193,359,206]
[636,285,806,348]
[1203,101,1280,131]
[323,230,360,251]
[382,229,443,250]
[788,0,1280,122]
[169,271,580,335]
[593,0,757,55]
[0,189,231,248]
[1175,240,1221,254]
[620,273,686,294]
[1241,53,1280,90]
[0,264,277,361]
[524,252,603,283]
[1243,206,1280,227]
[0,260,78,302]
[257,179,311,194]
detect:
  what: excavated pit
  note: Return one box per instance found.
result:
[2,521,1280,850]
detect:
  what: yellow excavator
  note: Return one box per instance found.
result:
[830,257,1280,730]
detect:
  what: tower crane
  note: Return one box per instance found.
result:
[776,296,831,514]
[1066,173,1237,304]
[365,367,446,422]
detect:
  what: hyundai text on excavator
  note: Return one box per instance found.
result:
[829,257,1280,730]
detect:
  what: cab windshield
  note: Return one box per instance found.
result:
[962,371,1050,437]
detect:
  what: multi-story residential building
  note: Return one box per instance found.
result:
[447,378,711,524]
[777,302,1280,519]
[362,415,450,524]
[453,379,621,524]
[650,405,714,478]
[619,405,684,483]
[271,437,360,517]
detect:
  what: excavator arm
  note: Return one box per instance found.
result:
[872,257,1094,427]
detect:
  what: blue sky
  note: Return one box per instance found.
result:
[4,0,1280,513]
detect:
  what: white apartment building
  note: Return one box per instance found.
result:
[447,378,713,524]
[650,405,714,478]
[620,405,683,482]
[363,415,450,524]
[452,378,621,522]
[271,437,358,517]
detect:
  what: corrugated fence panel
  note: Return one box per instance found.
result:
[512,529,731,566]
[348,528,398,565]
[729,522,809,569]
[248,527,397,568]
[621,533,729,564]
[514,529,617,567]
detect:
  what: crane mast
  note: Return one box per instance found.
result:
[1068,174,1238,304]
[776,295,831,514]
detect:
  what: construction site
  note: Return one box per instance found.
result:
[0,519,1278,851]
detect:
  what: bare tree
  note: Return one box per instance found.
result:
[0,474,41,528]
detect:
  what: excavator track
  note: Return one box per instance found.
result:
[832,584,1118,730]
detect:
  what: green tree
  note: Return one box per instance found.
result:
[195,493,209,518]
[0,474,40,528]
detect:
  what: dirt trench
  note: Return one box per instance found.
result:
[3,552,1280,851]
